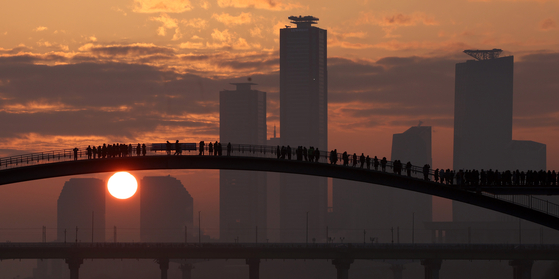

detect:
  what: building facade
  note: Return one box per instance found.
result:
[453,50,546,223]
[219,83,267,242]
[140,176,193,242]
[279,16,328,242]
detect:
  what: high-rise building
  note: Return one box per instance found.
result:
[219,83,267,242]
[391,126,432,168]
[140,176,193,242]
[332,126,433,243]
[453,49,546,223]
[391,126,432,236]
[454,49,513,171]
[279,15,328,242]
[57,178,106,242]
[35,178,106,279]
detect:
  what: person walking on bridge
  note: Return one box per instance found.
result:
[175,140,182,155]
[199,141,205,155]
[227,142,232,156]
[380,157,387,172]
[73,147,79,161]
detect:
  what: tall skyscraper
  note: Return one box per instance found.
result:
[37,178,106,279]
[219,83,267,242]
[57,178,106,242]
[454,49,513,171]
[279,16,328,242]
[453,49,546,223]
[140,176,193,242]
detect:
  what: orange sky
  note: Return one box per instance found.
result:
[1,0,559,249]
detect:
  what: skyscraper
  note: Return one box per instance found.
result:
[57,178,106,242]
[140,176,193,242]
[279,16,328,242]
[453,49,546,223]
[219,83,267,242]
[391,126,432,237]
[453,49,514,171]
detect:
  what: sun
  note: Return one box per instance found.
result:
[107,172,138,199]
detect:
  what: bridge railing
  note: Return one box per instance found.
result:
[481,192,559,217]
[2,143,559,221]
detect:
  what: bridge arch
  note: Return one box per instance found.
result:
[1,155,558,231]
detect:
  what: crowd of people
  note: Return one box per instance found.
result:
[80,143,147,160]
[72,142,558,187]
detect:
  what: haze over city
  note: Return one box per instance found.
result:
[1,0,559,278]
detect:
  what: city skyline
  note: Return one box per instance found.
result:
[1,3,559,277]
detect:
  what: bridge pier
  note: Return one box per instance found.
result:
[179,263,194,279]
[157,259,170,279]
[420,259,442,279]
[246,258,260,279]
[509,260,533,279]
[332,259,354,279]
[65,258,83,279]
[390,264,405,279]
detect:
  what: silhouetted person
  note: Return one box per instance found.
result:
[73,147,79,161]
[199,141,205,155]
[303,147,308,161]
[142,143,147,156]
[352,153,357,167]
[359,153,365,168]
[434,169,439,182]
[314,148,320,162]
[406,161,412,177]
[166,141,172,155]
[380,157,387,172]
[373,156,379,171]
[175,140,181,155]
[365,155,370,169]
[227,142,232,156]
[423,164,430,181]
[86,145,92,159]
[136,144,141,156]
[208,142,213,156]
[342,151,348,166]
[287,145,292,160]
[440,169,446,184]
[214,141,219,156]
[276,145,281,159]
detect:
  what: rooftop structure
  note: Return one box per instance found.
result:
[288,15,319,28]
[463,49,503,61]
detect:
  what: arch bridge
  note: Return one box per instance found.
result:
[1,143,559,231]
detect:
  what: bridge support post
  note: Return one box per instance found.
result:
[246,258,260,279]
[390,264,405,279]
[179,263,194,279]
[157,259,170,279]
[65,258,83,279]
[421,259,442,279]
[332,259,353,279]
[509,260,533,279]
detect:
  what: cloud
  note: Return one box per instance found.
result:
[216,0,302,11]
[150,13,179,37]
[211,29,233,42]
[212,12,252,26]
[356,12,438,37]
[540,18,557,31]
[133,0,193,13]
[199,0,211,9]
[182,18,208,30]
[33,26,48,32]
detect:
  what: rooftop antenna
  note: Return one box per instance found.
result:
[418,121,423,127]
[463,49,503,61]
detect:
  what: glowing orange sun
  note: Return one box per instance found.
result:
[107,172,138,199]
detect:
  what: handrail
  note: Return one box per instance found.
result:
[1,143,559,220]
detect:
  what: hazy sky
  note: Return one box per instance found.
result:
[1,0,559,249]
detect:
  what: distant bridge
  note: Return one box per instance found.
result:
[1,144,559,232]
[0,242,548,279]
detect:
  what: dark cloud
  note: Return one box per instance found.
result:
[89,45,175,57]
[1,50,558,143]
